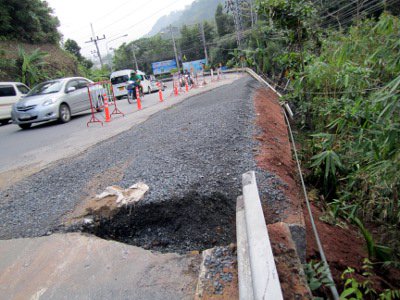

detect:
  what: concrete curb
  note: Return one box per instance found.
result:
[236,195,254,300]
[238,171,283,300]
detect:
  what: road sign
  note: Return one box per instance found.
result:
[151,60,177,75]
[182,59,207,74]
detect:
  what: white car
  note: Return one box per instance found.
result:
[110,69,152,99]
[11,77,104,129]
[0,82,30,125]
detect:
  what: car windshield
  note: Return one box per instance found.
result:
[111,75,129,85]
[27,80,63,96]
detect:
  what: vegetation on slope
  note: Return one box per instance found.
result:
[0,0,60,44]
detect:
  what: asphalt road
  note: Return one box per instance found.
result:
[0,75,241,189]
[0,81,173,172]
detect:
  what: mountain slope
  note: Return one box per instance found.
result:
[147,0,224,36]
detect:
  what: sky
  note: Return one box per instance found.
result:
[46,0,195,60]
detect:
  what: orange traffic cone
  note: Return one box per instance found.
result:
[104,94,111,122]
[136,87,142,110]
[174,82,179,96]
[159,89,163,102]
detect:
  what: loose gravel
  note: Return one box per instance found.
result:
[0,76,288,252]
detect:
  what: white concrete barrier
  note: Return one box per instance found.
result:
[237,171,283,300]
[236,195,254,300]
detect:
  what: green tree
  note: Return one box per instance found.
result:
[64,38,93,70]
[16,47,49,86]
[113,35,173,73]
[0,0,60,43]
[64,39,83,60]
[179,25,203,61]
[203,21,216,43]
[215,3,234,37]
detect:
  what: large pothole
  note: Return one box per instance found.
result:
[80,191,236,253]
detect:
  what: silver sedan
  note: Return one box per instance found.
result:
[11,77,103,129]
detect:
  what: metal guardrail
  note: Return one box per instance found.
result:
[237,171,283,300]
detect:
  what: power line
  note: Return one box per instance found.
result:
[108,0,183,40]
[96,0,157,33]
[321,0,394,28]
[319,0,392,28]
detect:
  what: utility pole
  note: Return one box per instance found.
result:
[131,44,139,71]
[198,23,209,64]
[85,23,106,68]
[170,25,180,73]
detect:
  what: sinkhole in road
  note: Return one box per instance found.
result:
[82,191,236,253]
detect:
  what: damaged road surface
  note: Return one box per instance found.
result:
[0,76,262,299]
[0,233,200,299]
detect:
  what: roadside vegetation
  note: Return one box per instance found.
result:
[0,0,92,86]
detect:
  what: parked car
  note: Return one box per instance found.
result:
[110,69,152,99]
[11,77,103,129]
[0,82,30,125]
[149,75,166,92]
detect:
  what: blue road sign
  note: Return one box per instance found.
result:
[151,60,177,75]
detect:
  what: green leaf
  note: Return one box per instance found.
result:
[340,287,356,298]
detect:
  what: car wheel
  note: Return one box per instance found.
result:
[19,123,31,130]
[1,119,9,125]
[96,95,104,112]
[59,103,71,123]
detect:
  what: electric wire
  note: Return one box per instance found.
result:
[107,0,183,40]
[319,0,392,28]
[320,0,382,27]
[283,102,340,300]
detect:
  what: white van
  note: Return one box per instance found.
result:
[110,69,152,99]
[0,82,30,125]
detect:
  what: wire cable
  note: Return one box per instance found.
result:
[283,102,340,300]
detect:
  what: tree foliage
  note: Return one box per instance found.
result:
[0,0,60,44]
[64,39,93,70]
[215,3,235,37]
[64,39,82,60]
[16,47,49,86]
[289,15,400,229]
[113,35,173,73]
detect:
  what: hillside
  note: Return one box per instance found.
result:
[146,0,224,36]
[0,41,79,83]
